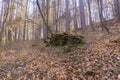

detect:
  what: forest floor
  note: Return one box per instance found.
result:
[0,23,120,80]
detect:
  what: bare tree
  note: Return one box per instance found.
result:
[36,0,52,39]
[72,0,78,32]
[0,0,10,44]
[114,0,120,19]
[97,0,110,33]
[23,0,28,40]
[87,0,95,31]
[65,0,70,33]
[79,0,86,33]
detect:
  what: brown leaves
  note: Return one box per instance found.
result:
[1,28,120,79]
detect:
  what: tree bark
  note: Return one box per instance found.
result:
[65,0,70,33]
[73,0,78,32]
[36,0,52,39]
[97,0,110,33]
[87,0,95,31]
[79,0,86,33]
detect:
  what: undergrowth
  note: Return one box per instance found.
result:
[61,40,84,53]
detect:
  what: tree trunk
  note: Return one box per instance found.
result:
[23,0,28,40]
[65,0,70,33]
[79,0,86,33]
[0,0,10,44]
[114,0,120,19]
[36,0,52,39]
[87,0,95,31]
[73,0,78,32]
[97,0,110,33]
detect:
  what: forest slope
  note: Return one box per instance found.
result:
[0,23,120,80]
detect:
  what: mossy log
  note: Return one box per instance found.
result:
[44,33,84,46]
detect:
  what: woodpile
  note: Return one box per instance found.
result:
[44,33,84,46]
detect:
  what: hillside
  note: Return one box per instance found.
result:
[0,22,120,80]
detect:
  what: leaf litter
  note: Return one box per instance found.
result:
[0,26,120,80]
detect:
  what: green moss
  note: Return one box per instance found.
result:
[77,43,84,48]
[62,45,71,53]
[84,71,95,76]
[61,40,85,53]
[112,38,120,45]
[38,46,45,52]
[61,41,73,53]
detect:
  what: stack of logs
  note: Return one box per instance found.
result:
[44,33,84,46]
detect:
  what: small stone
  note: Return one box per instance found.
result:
[117,57,120,60]
[85,62,90,67]
[118,74,120,79]
[72,77,78,80]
